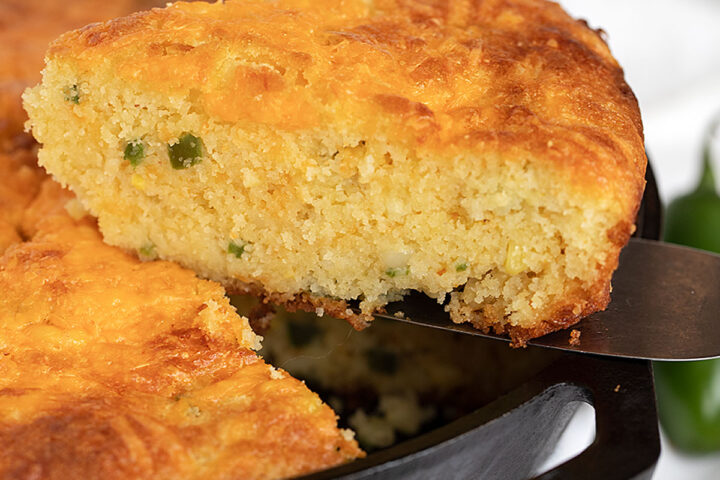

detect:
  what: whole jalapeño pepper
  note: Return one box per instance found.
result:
[653,116,720,453]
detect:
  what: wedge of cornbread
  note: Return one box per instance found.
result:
[0,185,361,479]
[24,0,647,343]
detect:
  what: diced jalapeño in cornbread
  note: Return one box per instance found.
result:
[138,242,157,261]
[123,139,145,166]
[62,84,79,104]
[228,240,247,258]
[385,266,409,278]
[168,133,203,169]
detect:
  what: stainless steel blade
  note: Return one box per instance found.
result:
[373,238,720,361]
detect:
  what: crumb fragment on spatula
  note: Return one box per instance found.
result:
[569,329,581,346]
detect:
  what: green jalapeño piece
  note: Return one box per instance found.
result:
[228,240,247,258]
[63,84,80,104]
[124,139,145,166]
[168,133,204,169]
[385,266,409,278]
[138,243,157,261]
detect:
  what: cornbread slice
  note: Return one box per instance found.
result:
[0,189,361,479]
[24,0,647,343]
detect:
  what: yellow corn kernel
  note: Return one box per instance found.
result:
[504,241,527,275]
[131,173,145,191]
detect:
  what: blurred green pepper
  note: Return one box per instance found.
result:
[653,116,720,453]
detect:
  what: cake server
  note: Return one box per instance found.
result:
[374,237,720,361]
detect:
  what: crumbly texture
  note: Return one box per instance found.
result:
[24,0,647,343]
[0,184,361,480]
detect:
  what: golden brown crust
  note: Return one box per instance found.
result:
[4,4,365,473]
[18,177,74,239]
[0,0,165,145]
[501,215,640,345]
[228,274,606,346]
[0,187,361,479]
[0,147,48,254]
[0,0,177,252]
[503,291,608,346]
[0,82,33,152]
[47,0,646,205]
[0,0,164,84]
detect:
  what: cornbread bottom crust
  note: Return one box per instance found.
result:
[227,280,373,331]
[228,278,610,346]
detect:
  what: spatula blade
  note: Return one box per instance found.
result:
[375,238,720,361]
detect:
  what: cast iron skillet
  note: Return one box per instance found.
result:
[296,164,662,480]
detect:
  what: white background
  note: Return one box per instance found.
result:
[539,1,720,478]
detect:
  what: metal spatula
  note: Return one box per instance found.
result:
[373,237,720,361]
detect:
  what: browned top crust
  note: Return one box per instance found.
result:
[0,0,163,84]
[47,0,646,204]
[0,147,47,254]
[0,189,361,479]
[0,0,164,149]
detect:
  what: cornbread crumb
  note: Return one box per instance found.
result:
[340,429,356,443]
[24,0,646,343]
[349,410,396,448]
[4,1,364,477]
[269,366,286,380]
[0,0,167,147]
[569,329,582,346]
[63,197,88,220]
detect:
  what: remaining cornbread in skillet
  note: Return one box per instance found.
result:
[24,0,647,344]
[0,184,361,479]
[0,147,47,253]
